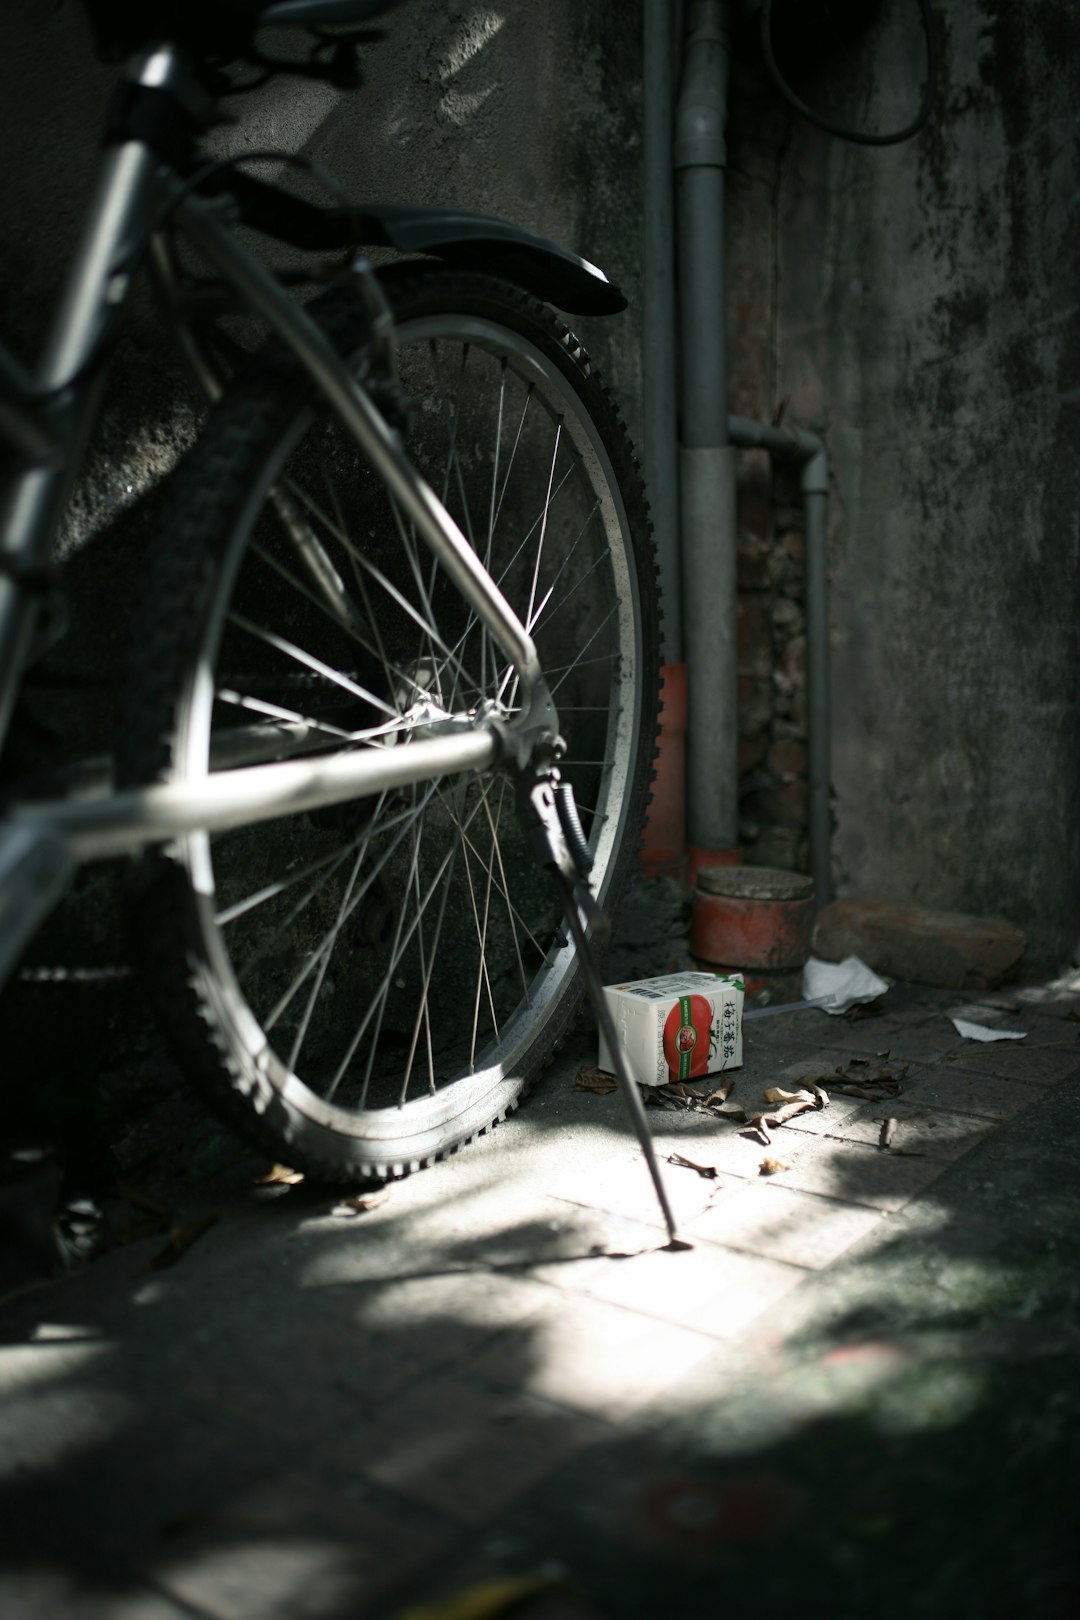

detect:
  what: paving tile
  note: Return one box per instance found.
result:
[469,1292,719,1419]
[354,1371,606,1525]
[351,1269,557,1371]
[153,1467,452,1620]
[644,1123,779,1181]
[0,1573,193,1620]
[942,1040,1080,1085]
[826,1099,998,1160]
[864,1019,966,1062]
[545,1151,721,1229]
[901,1066,1046,1120]
[764,1134,951,1211]
[687,1180,885,1269]
[581,1237,805,1339]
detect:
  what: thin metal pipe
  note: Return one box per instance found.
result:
[642,0,681,661]
[675,0,739,855]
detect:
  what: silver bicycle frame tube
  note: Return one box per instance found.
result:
[11,727,500,860]
[0,48,196,752]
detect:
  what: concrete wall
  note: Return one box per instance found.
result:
[727,0,1080,969]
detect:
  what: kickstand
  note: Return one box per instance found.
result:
[517,772,681,1246]
[553,873,681,1245]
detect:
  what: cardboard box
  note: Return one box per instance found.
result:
[598,971,744,1086]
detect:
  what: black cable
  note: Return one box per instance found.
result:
[759,0,937,146]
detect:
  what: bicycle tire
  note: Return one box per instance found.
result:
[119,265,659,1179]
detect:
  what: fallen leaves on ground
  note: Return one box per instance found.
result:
[331,1185,392,1217]
[396,1570,562,1620]
[795,1055,908,1101]
[759,1156,792,1176]
[879,1116,898,1150]
[640,1080,745,1119]
[666,1152,721,1179]
[256,1163,305,1186]
[575,1065,618,1095]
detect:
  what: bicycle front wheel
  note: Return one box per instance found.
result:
[121,266,659,1178]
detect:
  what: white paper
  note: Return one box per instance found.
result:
[950,1018,1027,1043]
[801,955,890,1015]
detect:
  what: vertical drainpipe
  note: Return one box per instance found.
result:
[642,0,681,665]
[638,0,689,881]
[675,0,740,889]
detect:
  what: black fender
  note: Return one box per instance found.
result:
[222,174,627,317]
[352,203,627,317]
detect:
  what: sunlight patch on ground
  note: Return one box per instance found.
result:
[0,1340,126,1477]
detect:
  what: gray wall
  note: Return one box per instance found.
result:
[729,0,1079,968]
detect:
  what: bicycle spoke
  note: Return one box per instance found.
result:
[287,843,367,1073]
[215,687,354,741]
[480,775,531,1010]
[227,611,397,715]
[262,779,448,1031]
[215,836,367,928]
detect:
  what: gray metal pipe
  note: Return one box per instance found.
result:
[676,0,739,858]
[642,0,681,662]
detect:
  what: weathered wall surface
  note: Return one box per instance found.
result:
[728,0,1079,969]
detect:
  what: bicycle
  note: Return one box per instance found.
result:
[0,0,674,1230]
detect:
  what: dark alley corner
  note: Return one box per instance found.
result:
[2,0,1079,1616]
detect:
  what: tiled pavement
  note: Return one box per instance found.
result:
[2,979,1080,1618]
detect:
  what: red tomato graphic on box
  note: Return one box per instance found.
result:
[663,994,713,1081]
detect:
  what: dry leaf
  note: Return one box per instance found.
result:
[747,1115,773,1145]
[398,1571,561,1620]
[576,1065,617,1095]
[149,1214,218,1270]
[767,1097,817,1125]
[759,1156,792,1176]
[256,1163,305,1186]
[667,1152,719,1179]
[762,1086,815,1105]
[331,1186,392,1217]
[879,1117,898,1150]
[704,1076,735,1106]
[808,1083,830,1108]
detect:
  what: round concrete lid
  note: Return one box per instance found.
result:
[696,865,814,902]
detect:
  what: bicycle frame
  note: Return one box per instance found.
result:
[0,44,560,975]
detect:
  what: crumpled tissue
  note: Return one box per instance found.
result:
[802,955,889,1015]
